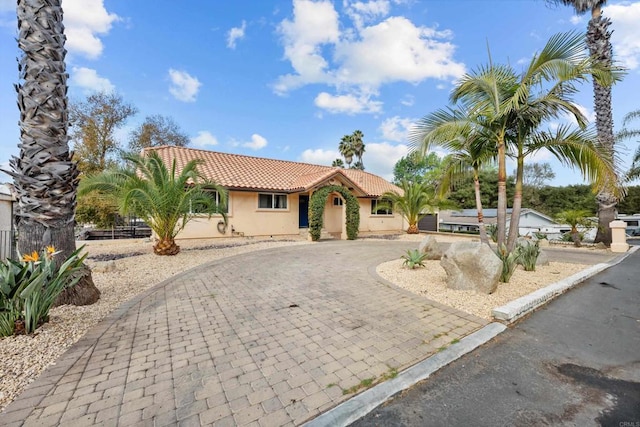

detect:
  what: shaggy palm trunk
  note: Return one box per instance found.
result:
[406,223,419,234]
[473,173,489,246]
[507,153,524,251]
[588,10,617,246]
[154,238,180,255]
[12,0,99,305]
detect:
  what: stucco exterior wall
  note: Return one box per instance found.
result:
[176,191,405,240]
[357,199,405,233]
[177,190,301,239]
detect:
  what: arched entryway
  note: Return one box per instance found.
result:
[309,185,359,241]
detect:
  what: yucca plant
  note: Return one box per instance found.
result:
[496,244,521,283]
[518,241,541,272]
[401,249,428,269]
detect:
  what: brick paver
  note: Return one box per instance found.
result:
[0,240,486,426]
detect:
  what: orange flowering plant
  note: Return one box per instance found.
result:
[0,246,86,336]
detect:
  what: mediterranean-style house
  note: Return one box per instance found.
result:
[145,146,406,240]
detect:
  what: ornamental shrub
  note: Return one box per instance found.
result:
[0,246,86,336]
[309,185,360,241]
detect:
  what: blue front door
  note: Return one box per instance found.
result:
[299,195,309,228]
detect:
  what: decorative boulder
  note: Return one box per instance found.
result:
[440,242,502,294]
[418,235,442,260]
[537,238,549,247]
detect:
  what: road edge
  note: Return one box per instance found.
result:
[302,322,507,427]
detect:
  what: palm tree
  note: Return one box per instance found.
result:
[338,135,355,168]
[508,125,617,249]
[411,107,497,245]
[332,158,345,168]
[351,130,366,170]
[79,152,228,255]
[555,209,595,247]
[618,110,640,180]
[549,0,619,245]
[7,0,100,306]
[413,31,619,251]
[380,179,451,234]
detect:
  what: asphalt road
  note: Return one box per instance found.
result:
[351,248,640,427]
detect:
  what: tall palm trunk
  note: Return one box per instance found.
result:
[496,135,508,247]
[473,169,489,245]
[507,149,525,250]
[588,7,617,246]
[12,0,99,305]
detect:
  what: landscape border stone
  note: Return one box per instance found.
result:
[492,245,639,323]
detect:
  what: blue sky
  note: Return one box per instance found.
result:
[0,0,639,186]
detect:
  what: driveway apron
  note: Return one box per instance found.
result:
[1,240,486,426]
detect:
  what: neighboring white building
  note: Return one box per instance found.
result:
[617,213,640,236]
[439,208,560,237]
[0,183,16,260]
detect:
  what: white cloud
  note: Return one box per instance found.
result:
[400,94,414,106]
[274,1,465,114]
[569,15,583,25]
[344,0,391,28]
[191,131,218,147]
[274,0,340,93]
[227,20,247,49]
[607,2,640,69]
[242,134,268,150]
[333,17,465,87]
[314,92,382,114]
[362,142,409,180]
[379,116,414,142]
[62,0,119,59]
[299,141,408,180]
[168,69,202,102]
[563,104,596,125]
[70,67,114,93]
[299,148,340,165]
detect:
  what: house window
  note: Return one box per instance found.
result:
[258,193,288,210]
[191,190,228,214]
[333,197,343,206]
[371,199,392,215]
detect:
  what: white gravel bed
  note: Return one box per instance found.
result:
[377,259,586,321]
[0,237,310,412]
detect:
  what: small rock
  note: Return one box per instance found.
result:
[538,238,549,247]
[594,242,607,250]
[418,236,443,260]
[92,261,116,273]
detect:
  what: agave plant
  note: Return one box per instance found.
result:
[401,249,428,269]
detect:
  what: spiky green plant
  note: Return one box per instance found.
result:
[401,249,428,269]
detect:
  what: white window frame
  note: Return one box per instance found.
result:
[258,193,288,210]
[190,189,228,215]
[371,199,393,216]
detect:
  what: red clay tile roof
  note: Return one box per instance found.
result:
[144,146,400,197]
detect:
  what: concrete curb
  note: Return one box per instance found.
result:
[492,245,640,323]
[303,323,507,427]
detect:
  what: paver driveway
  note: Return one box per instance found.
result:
[1,240,486,426]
